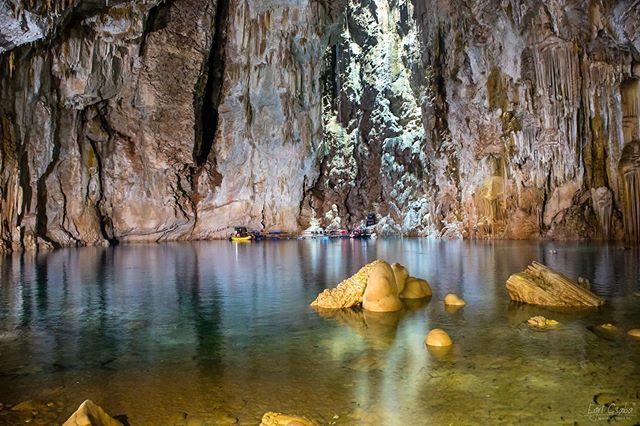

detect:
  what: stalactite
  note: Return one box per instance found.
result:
[532,42,580,183]
[8,51,15,78]
[590,187,612,239]
[619,140,640,242]
[621,79,640,143]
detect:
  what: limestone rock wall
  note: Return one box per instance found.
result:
[410,0,640,240]
[305,0,640,240]
[0,0,331,251]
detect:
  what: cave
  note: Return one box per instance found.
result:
[0,0,640,424]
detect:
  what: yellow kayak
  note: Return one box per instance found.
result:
[231,235,252,242]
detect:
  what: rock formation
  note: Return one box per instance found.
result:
[526,316,559,329]
[362,261,402,312]
[401,277,432,299]
[311,259,429,311]
[1,0,639,251]
[444,293,465,306]
[260,411,317,426]
[0,0,331,251]
[598,323,617,331]
[63,400,122,426]
[425,328,452,347]
[619,140,640,242]
[506,262,605,307]
[391,263,409,293]
[310,260,382,309]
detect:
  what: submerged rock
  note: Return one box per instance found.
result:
[260,411,317,426]
[598,323,617,331]
[444,293,466,306]
[425,329,453,347]
[628,329,640,338]
[526,316,559,329]
[63,400,122,426]
[400,277,432,299]
[444,304,464,314]
[10,400,41,412]
[593,392,622,406]
[506,262,605,307]
[426,344,452,358]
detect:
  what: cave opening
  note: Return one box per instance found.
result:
[314,0,430,231]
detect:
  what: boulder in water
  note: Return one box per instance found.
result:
[310,260,384,309]
[311,260,429,313]
[363,262,402,312]
[400,277,432,299]
[628,329,640,338]
[598,323,617,331]
[391,263,409,293]
[444,293,466,306]
[425,329,453,347]
[526,316,559,328]
[63,400,122,426]
[506,262,605,307]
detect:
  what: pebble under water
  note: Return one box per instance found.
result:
[0,239,639,425]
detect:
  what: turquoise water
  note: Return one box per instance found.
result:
[0,239,639,425]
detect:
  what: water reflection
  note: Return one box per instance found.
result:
[0,240,638,424]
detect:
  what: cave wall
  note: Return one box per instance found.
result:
[1,0,640,251]
[304,0,640,240]
[409,0,640,240]
[0,0,331,251]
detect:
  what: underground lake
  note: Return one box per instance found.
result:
[0,239,638,425]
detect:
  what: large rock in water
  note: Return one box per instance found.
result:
[362,262,402,312]
[391,263,409,293]
[506,262,605,307]
[63,400,122,426]
[401,277,432,299]
[310,260,385,309]
[310,260,406,312]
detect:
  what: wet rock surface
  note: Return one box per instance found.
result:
[311,259,426,311]
[425,328,453,347]
[400,277,432,299]
[310,260,383,309]
[444,293,465,306]
[362,261,402,312]
[62,400,122,426]
[506,262,606,307]
[526,315,559,329]
[260,411,317,426]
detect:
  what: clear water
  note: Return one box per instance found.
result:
[0,240,639,425]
